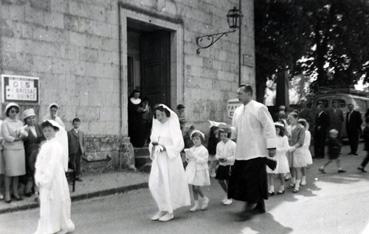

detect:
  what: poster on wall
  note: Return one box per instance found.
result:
[1,74,39,104]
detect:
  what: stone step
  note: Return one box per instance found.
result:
[139,162,152,173]
[134,147,150,170]
[134,147,150,157]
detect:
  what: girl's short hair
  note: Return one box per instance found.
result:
[191,131,205,142]
[153,105,171,118]
[288,111,298,119]
[298,118,308,129]
[41,121,59,131]
[275,124,285,137]
[218,128,231,138]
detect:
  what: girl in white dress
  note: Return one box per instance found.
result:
[288,112,306,193]
[149,105,190,222]
[34,120,74,234]
[185,130,211,212]
[298,119,313,186]
[267,122,290,195]
[43,103,69,172]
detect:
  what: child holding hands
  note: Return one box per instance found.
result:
[185,130,211,212]
[215,128,236,205]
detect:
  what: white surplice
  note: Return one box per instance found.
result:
[232,100,277,160]
[34,137,75,234]
[149,105,191,213]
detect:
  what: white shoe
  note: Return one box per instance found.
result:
[190,200,200,212]
[158,213,174,222]
[151,211,166,221]
[200,197,209,210]
[222,199,233,205]
[301,177,307,186]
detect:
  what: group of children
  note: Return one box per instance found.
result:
[181,112,317,212]
[183,127,236,212]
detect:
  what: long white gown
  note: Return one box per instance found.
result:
[34,137,75,234]
[148,105,191,214]
[43,115,69,171]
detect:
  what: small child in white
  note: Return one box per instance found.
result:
[298,119,313,186]
[185,130,211,212]
[267,122,290,195]
[215,127,236,205]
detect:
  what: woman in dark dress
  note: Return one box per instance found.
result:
[22,108,45,196]
[128,89,145,147]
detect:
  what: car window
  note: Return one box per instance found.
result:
[316,99,329,108]
[332,99,346,108]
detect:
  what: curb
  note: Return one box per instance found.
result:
[0,182,148,215]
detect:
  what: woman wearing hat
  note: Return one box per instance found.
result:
[44,103,69,171]
[1,102,28,202]
[22,108,45,196]
[34,120,75,234]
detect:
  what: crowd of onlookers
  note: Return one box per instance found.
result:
[0,103,85,203]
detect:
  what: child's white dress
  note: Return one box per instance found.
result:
[267,135,290,174]
[185,145,211,186]
[301,130,313,165]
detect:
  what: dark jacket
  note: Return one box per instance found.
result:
[327,137,341,157]
[346,110,362,133]
[315,111,329,132]
[23,125,45,158]
[363,126,369,151]
[68,129,85,155]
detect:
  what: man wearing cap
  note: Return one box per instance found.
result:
[229,85,276,220]
[22,108,45,196]
[314,102,329,158]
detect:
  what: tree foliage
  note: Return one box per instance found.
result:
[255,0,369,102]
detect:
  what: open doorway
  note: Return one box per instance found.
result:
[127,18,172,148]
[127,18,171,107]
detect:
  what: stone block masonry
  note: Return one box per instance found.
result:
[0,0,254,170]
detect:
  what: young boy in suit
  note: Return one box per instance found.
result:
[68,118,85,181]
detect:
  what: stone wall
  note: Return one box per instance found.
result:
[82,135,135,174]
[0,0,255,169]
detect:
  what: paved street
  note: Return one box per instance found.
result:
[1,147,369,234]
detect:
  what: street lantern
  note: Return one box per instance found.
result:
[196,7,242,54]
[227,7,241,29]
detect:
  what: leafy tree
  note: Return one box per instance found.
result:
[255,0,369,102]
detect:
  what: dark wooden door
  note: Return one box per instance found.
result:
[140,30,171,107]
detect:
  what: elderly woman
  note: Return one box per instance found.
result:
[1,103,27,203]
[149,104,190,222]
[22,108,45,196]
[43,103,68,171]
[34,120,75,234]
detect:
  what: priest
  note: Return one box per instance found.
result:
[228,84,277,220]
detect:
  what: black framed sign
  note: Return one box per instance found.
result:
[1,74,39,104]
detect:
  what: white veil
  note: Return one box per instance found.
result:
[150,104,184,158]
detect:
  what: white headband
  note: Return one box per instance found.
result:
[190,129,205,139]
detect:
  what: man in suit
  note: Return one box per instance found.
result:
[328,100,344,137]
[346,104,362,155]
[314,102,330,158]
[68,118,85,181]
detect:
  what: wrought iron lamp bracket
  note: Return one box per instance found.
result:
[196,29,237,54]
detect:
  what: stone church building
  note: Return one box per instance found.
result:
[0,0,255,171]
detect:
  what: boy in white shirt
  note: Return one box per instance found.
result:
[215,128,236,205]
